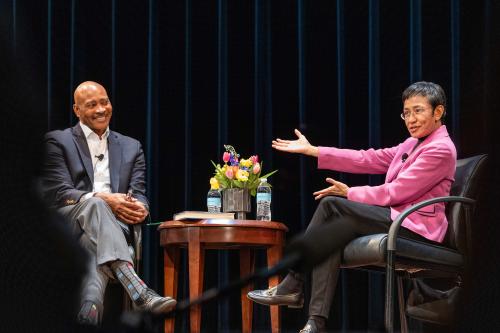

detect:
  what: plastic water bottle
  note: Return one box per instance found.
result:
[207,188,221,213]
[256,178,272,221]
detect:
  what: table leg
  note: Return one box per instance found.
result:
[239,248,255,333]
[164,247,179,333]
[188,231,204,333]
[267,244,282,333]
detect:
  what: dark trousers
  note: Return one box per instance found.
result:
[306,196,428,318]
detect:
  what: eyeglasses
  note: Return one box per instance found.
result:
[400,108,430,120]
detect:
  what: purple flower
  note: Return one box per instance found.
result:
[229,155,239,166]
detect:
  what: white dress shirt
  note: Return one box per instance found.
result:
[79,122,111,201]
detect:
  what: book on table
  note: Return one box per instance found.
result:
[173,211,235,221]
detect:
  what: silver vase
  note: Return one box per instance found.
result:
[222,188,251,220]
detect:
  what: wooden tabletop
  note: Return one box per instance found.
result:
[158,219,288,231]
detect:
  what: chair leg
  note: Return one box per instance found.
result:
[397,277,408,333]
[385,250,395,333]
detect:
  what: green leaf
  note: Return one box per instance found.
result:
[219,178,230,188]
[260,169,278,180]
[211,160,224,172]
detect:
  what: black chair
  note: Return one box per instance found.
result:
[340,154,488,333]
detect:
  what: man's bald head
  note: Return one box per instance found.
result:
[73,81,112,137]
[74,81,107,105]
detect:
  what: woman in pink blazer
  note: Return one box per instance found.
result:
[248,81,456,333]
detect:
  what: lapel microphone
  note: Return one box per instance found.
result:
[403,137,425,164]
[95,154,104,161]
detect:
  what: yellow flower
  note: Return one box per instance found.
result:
[236,169,249,182]
[210,177,220,189]
[240,159,252,168]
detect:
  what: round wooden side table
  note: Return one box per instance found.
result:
[159,219,288,333]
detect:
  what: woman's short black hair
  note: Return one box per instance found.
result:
[402,81,447,112]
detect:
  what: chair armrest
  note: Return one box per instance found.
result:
[387,196,476,251]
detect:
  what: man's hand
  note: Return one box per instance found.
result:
[313,178,350,200]
[94,193,148,224]
[272,129,319,157]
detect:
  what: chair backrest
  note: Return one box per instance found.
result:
[445,154,488,252]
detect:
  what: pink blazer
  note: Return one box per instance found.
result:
[317,125,456,242]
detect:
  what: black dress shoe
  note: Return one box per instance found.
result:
[299,320,325,333]
[135,288,177,314]
[247,286,304,308]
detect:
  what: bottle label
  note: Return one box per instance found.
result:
[207,198,221,206]
[256,193,271,202]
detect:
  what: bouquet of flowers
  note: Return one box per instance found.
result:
[210,145,277,196]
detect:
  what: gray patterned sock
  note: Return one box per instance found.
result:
[111,261,147,303]
[77,300,100,326]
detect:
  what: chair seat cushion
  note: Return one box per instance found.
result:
[341,234,463,270]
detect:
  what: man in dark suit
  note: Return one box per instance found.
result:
[40,81,176,326]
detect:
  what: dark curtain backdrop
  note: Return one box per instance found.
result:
[2,0,500,332]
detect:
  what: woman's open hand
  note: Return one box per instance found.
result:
[313,178,349,199]
[272,129,318,157]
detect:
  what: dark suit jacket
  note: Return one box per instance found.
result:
[41,124,149,211]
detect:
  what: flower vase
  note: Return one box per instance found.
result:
[222,188,251,220]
